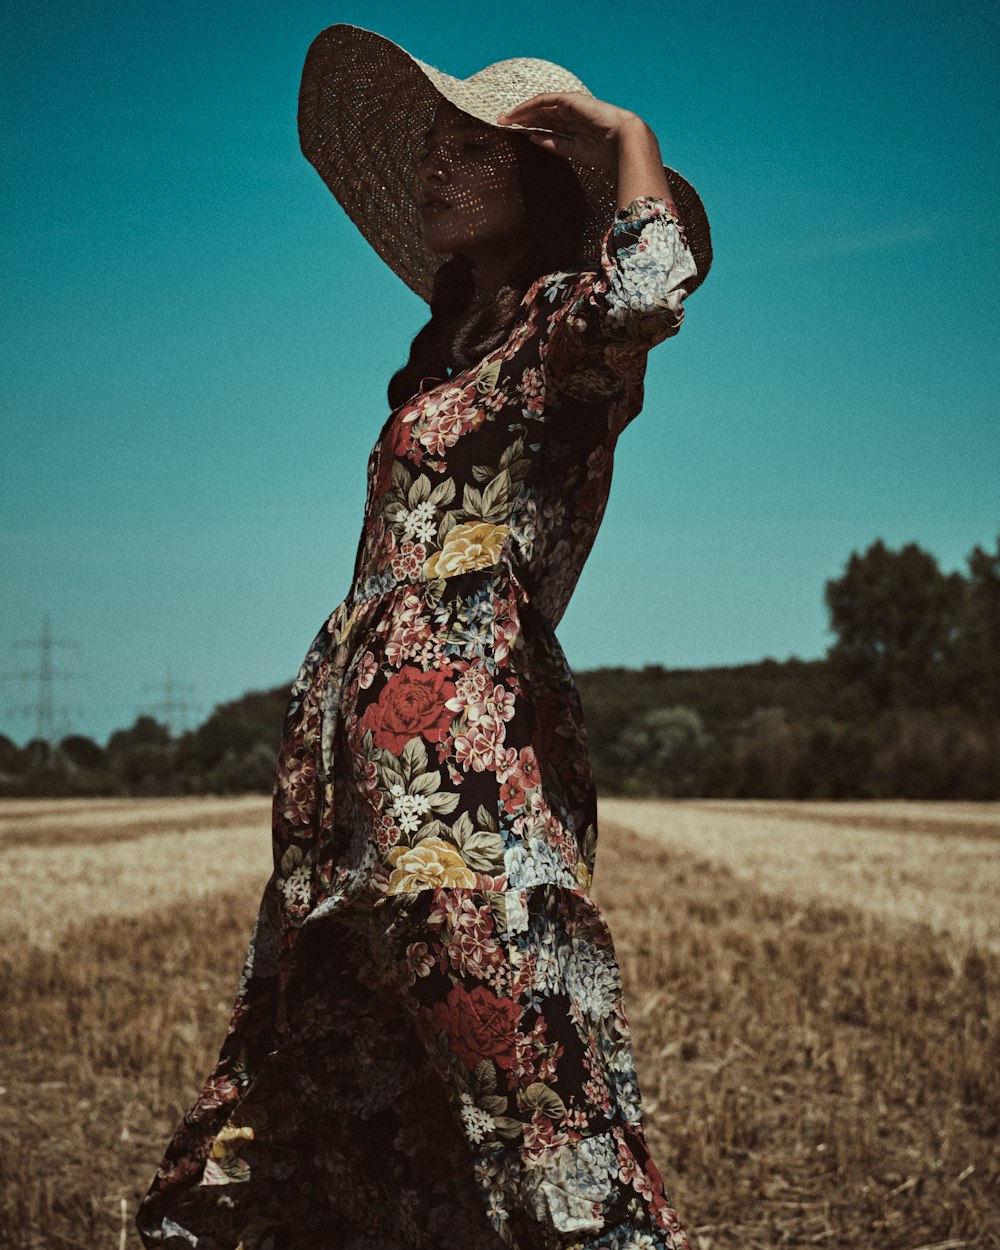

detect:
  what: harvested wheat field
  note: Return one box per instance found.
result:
[0,797,997,1249]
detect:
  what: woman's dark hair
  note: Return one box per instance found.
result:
[387,136,589,411]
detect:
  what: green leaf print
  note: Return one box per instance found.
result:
[390,459,412,494]
[427,478,456,508]
[407,474,431,506]
[522,1083,567,1121]
[426,790,460,815]
[461,484,484,516]
[450,812,503,871]
[476,804,499,833]
[492,1116,524,1142]
[459,831,503,871]
[400,737,429,784]
[410,818,450,843]
[408,770,440,796]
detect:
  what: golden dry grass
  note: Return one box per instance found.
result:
[0,795,269,848]
[601,797,1000,954]
[0,797,997,1249]
[0,798,270,949]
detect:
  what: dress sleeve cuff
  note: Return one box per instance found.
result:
[614,195,694,251]
[600,196,699,340]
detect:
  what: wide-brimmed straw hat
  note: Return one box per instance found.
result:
[298,24,712,304]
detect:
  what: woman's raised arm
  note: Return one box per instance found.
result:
[499,93,698,415]
[497,92,678,213]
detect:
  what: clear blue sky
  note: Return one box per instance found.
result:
[2,0,997,746]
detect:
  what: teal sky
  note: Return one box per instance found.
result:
[2,0,997,745]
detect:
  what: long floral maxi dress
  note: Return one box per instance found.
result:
[136,195,700,1250]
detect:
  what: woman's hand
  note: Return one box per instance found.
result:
[497,92,640,170]
[497,92,677,213]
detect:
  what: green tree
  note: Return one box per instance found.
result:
[953,532,1000,715]
[106,716,174,793]
[0,733,20,774]
[59,734,106,771]
[824,539,964,707]
[106,715,172,752]
[615,706,714,796]
[731,707,804,798]
[178,690,284,774]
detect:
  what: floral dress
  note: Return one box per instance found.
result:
[137,195,699,1250]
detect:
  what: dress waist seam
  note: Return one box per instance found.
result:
[348,556,529,609]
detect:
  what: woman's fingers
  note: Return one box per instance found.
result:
[498,93,625,170]
[498,91,572,116]
[498,91,599,130]
[525,132,572,156]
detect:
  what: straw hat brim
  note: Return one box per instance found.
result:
[297,24,712,304]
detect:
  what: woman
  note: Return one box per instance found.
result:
[137,23,712,1250]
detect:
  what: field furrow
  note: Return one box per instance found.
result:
[600,797,1000,953]
[1,797,997,1249]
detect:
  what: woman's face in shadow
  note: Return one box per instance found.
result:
[415,102,528,269]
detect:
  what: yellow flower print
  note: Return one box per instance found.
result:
[209,1123,255,1159]
[203,1122,255,1185]
[426,523,509,578]
[386,837,477,893]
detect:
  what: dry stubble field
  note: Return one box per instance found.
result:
[1,795,998,1249]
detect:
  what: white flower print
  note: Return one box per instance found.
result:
[389,784,432,834]
[504,838,578,891]
[401,499,436,543]
[606,210,697,335]
[563,937,622,1019]
[278,863,312,909]
[459,1093,496,1144]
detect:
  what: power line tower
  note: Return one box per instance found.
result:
[143,662,198,735]
[3,613,88,748]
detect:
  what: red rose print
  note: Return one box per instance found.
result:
[430,983,521,1070]
[360,665,457,755]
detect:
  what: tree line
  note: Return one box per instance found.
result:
[3,533,998,800]
[581,533,1000,799]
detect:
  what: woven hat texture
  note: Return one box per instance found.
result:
[298,24,712,303]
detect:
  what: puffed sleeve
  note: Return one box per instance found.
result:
[538,194,699,404]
